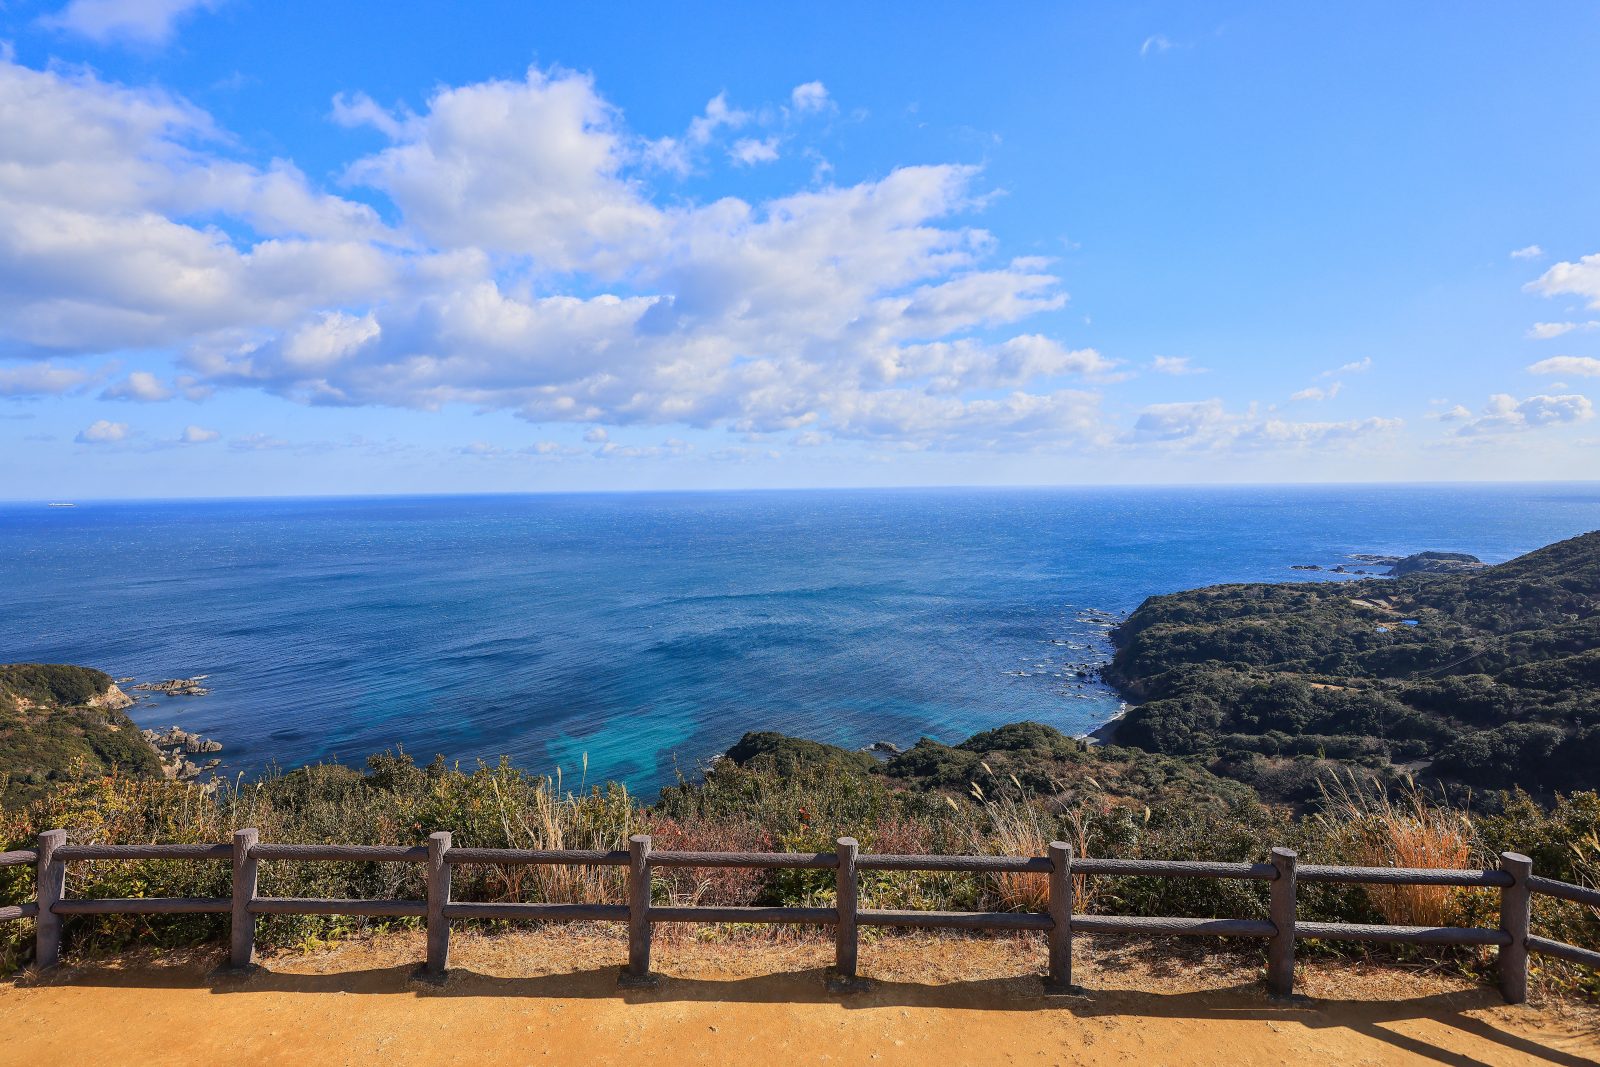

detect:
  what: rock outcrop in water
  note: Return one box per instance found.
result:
[132,676,212,696]
[1385,551,1487,576]
[141,725,224,783]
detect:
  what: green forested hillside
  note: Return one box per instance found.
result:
[682,721,1260,813]
[1104,531,1600,801]
[0,664,161,807]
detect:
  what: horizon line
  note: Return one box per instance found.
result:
[6,478,1600,506]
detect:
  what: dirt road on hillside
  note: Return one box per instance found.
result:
[1,930,1595,1066]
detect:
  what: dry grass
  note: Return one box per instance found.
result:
[1318,772,1475,927]
[972,793,1049,911]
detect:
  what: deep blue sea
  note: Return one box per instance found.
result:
[3,485,1598,798]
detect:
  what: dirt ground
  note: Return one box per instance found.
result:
[1,928,1596,1066]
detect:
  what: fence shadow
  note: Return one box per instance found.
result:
[31,959,1595,1067]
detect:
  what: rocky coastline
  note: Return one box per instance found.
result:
[121,675,226,787]
[1289,549,1489,577]
[140,725,224,785]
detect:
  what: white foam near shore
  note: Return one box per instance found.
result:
[1079,701,1129,746]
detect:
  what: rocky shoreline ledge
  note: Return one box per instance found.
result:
[121,675,226,787]
[140,725,224,784]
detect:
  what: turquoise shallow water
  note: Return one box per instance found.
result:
[3,485,1598,797]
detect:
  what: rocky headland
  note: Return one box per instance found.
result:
[141,725,224,784]
[132,676,212,696]
[1104,531,1598,805]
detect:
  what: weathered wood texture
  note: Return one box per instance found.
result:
[835,837,859,978]
[230,828,259,969]
[247,897,427,917]
[626,834,651,978]
[857,854,1051,873]
[1267,847,1297,995]
[1074,859,1278,880]
[34,829,65,969]
[858,909,1054,931]
[649,906,837,924]
[1528,935,1600,969]
[10,828,1597,1005]
[1046,841,1073,989]
[1499,851,1532,1004]
[1296,922,1511,946]
[444,848,628,867]
[442,902,628,922]
[1527,874,1600,908]
[426,831,451,976]
[55,844,232,862]
[53,897,231,915]
[1298,864,1512,887]
[653,850,838,869]
[1070,915,1277,938]
[250,844,426,863]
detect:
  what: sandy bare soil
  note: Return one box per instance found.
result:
[1,929,1596,1066]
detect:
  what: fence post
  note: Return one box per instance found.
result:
[1045,841,1074,993]
[229,828,259,970]
[621,834,655,987]
[829,837,860,991]
[1267,846,1297,997]
[424,831,452,979]
[34,829,66,970]
[1498,851,1532,1004]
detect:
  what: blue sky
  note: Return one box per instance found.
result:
[2,1,1599,497]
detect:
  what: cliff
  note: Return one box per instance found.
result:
[1103,531,1600,803]
[0,664,163,807]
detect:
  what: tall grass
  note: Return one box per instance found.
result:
[1316,771,1474,927]
[973,793,1050,911]
[4,749,1599,999]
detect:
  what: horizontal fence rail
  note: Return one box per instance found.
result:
[3,830,1597,1003]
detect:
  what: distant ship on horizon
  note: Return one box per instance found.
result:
[46,502,76,508]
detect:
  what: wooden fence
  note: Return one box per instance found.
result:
[4,830,1600,1001]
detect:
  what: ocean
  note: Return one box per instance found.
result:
[4,484,1598,797]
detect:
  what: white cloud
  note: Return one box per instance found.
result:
[1509,244,1544,260]
[594,438,693,460]
[1140,35,1175,57]
[1453,392,1594,436]
[338,68,658,271]
[687,91,749,146]
[1320,357,1371,378]
[0,57,395,356]
[75,418,130,443]
[1150,355,1205,375]
[12,56,1429,461]
[41,0,220,45]
[1128,400,1227,442]
[528,440,583,456]
[790,82,831,114]
[1528,356,1600,378]
[1528,321,1599,340]
[1128,398,1399,450]
[1291,382,1342,402]
[729,137,781,166]
[179,424,220,443]
[0,362,92,396]
[102,370,175,401]
[229,432,292,451]
[1527,253,1600,309]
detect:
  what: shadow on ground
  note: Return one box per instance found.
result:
[30,956,1596,1067]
